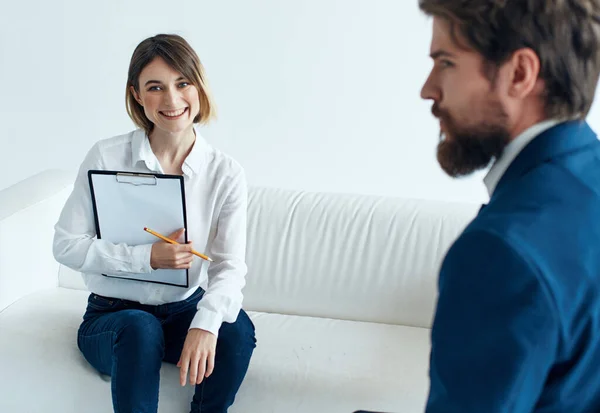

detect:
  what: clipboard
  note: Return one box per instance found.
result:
[88,170,189,287]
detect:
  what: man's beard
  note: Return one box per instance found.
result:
[433,99,511,177]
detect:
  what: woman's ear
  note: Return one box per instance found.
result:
[130,86,143,106]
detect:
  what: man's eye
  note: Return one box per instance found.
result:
[440,60,454,68]
[148,86,161,91]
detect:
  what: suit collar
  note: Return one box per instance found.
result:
[492,120,597,197]
[484,119,562,196]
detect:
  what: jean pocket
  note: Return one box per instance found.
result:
[87,293,123,311]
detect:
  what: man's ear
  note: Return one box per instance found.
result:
[130,86,143,106]
[507,48,541,99]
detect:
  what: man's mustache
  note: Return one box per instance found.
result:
[431,103,445,120]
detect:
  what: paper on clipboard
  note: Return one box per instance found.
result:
[88,170,189,287]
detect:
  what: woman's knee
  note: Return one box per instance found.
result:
[77,310,164,375]
[116,310,164,353]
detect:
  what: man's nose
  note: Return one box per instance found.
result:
[420,71,440,102]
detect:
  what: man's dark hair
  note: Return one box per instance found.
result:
[419,0,600,119]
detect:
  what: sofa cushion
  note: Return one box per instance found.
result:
[0,287,431,413]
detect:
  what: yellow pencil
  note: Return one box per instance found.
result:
[144,227,213,262]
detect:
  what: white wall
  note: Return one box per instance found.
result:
[1,0,599,203]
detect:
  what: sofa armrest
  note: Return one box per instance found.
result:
[0,169,74,312]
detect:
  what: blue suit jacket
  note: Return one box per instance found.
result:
[426,121,600,413]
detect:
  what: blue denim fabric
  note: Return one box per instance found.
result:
[77,288,256,413]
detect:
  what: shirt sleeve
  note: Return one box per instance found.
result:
[52,143,154,276]
[426,229,559,413]
[189,169,248,337]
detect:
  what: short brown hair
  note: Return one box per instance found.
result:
[126,34,216,134]
[419,0,600,120]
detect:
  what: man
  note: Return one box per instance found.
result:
[419,1,600,412]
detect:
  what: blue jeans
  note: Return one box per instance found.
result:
[77,288,256,413]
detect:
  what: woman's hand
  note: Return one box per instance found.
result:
[177,328,217,386]
[150,228,194,269]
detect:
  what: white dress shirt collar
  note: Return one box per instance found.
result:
[131,125,208,176]
[484,118,563,196]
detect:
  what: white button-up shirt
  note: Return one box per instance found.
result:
[53,125,248,337]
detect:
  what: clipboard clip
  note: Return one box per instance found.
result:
[116,172,158,186]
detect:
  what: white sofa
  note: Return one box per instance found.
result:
[0,169,478,413]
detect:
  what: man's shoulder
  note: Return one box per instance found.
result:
[451,225,520,258]
[454,209,547,274]
[483,161,600,234]
[464,178,600,274]
[465,201,548,258]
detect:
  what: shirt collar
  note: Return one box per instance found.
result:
[483,118,563,196]
[131,125,208,176]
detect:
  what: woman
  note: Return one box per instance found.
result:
[53,34,256,413]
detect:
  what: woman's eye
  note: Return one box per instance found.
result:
[178,82,190,88]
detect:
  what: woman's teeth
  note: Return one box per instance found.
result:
[161,108,187,118]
